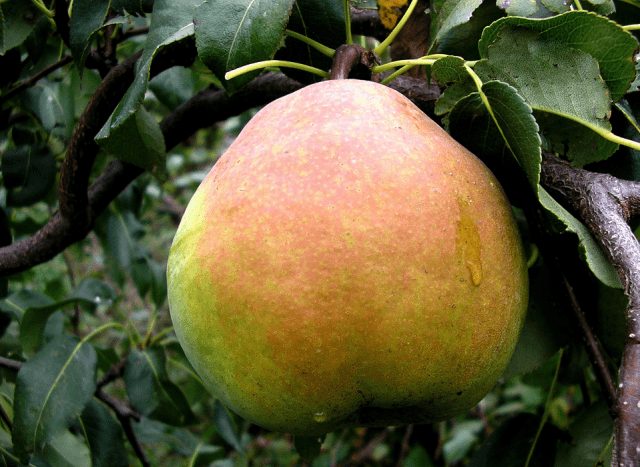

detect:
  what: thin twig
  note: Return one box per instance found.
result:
[0,356,22,372]
[0,55,74,106]
[339,428,390,466]
[95,388,149,467]
[395,424,414,467]
[96,357,127,388]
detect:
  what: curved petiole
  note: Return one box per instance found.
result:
[225,60,330,81]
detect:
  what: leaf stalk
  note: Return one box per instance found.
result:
[284,30,336,58]
[225,60,330,81]
[373,0,421,56]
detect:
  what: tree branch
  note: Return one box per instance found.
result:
[0,55,74,107]
[540,151,640,467]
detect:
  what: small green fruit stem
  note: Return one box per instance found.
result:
[31,0,57,27]
[30,0,54,17]
[225,60,331,81]
[344,0,353,45]
[373,0,421,56]
[375,55,448,84]
[623,24,640,30]
[83,321,134,346]
[285,30,336,58]
[148,326,176,347]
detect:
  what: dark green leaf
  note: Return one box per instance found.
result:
[554,400,613,467]
[23,16,52,65]
[148,66,197,111]
[41,431,91,467]
[128,247,167,306]
[533,111,619,166]
[481,80,541,189]
[402,444,434,467]
[78,400,129,467]
[189,437,225,467]
[69,0,110,73]
[402,445,437,467]
[434,1,504,61]
[293,435,323,463]
[100,209,146,270]
[20,81,68,133]
[13,335,97,464]
[502,263,573,381]
[95,347,121,375]
[194,0,295,92]
[468,413,562,466]
[429,0,483,52]
[19,307,62,357]
[0,290,54,321]
[132,417,221,458]
[594,281,627,360]
[275,0,345,85]
[445,85,540,202]
[213,400,243,451]
[478,10,638,102]
[124,347,197,426]
[539,187,621,288]
[2,145,56,207]
[96,106,167,179]
[497,0,539,16]
[0,1,40,54]
[476,26,617,166]
[100,0,199,137]
[112,0,151,16]
[541,0,571,13]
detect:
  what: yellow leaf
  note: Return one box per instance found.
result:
[377,0,409,29]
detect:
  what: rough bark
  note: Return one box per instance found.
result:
[540,152,640,467]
